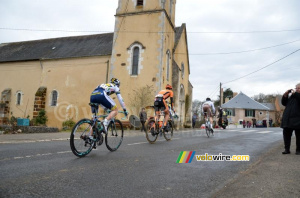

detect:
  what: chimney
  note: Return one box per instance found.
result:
[225,97,230,103]
[220,88,224,105]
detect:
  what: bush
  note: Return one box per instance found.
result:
[32,110,48,126]
[62,118,76,130]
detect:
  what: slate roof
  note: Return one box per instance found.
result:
[174,24,185,51]
[0,25,188,63]
[261,103,276,111]
[0,33,113,62]
[221,92,270,110]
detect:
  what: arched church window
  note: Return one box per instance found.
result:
[166,50,170,81]
[51,90,58,106]
[16,92,22,105]
[132,47,140,75]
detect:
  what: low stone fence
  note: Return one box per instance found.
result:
[0,125,59,133]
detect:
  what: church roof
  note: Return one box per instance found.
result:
[0,33,113,62]
[0,24,188,63]
[221,92,270,110]
[174,24,185,51]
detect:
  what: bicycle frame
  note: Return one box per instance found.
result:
[90,109,127,136]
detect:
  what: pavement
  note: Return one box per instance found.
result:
[0,130,299,197]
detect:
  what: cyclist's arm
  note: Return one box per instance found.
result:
[116,92,126,110]
[211,103,216,115]
[170,97,174,109]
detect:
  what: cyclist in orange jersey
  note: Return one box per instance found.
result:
[154,84,175,132]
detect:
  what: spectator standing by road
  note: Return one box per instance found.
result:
[242,120,246,128]
[248,121,252,128]
[252,118,257,128]
[269,118,273,127]
[192,113,197,128]
[281,83,300,155]
[139,108,147,132]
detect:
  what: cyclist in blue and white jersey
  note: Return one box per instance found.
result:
[90,78,128,132]
[202,98,216,131]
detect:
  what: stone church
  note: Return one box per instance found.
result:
[0,0,193,128]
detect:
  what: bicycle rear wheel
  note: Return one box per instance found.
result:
[70,119,95,157]
[145,119,158,144]
[163,120,173,141]
[205,127,210,137]
[105,119,124,151]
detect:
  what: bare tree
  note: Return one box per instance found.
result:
[128,85,155,116]
[192,100,202,116]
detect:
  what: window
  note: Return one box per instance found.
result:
[166,50,170,81]
[137,0,143,6]
[181,63,185,79]
[226,109,235,116]
[51,90,58,106]
[132,47,139,75]
[16,92,21,105]
[245,109,255,117]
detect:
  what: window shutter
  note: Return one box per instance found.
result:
[245,110,247,117]
[253,110,255,117]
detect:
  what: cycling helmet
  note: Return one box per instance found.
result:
[111,78,120,87]
[166,84,173,90]
[206,98,211,101]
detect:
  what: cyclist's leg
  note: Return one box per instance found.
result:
[89,94,100,138]
[163,99,169,127]
[96,91,117,131]
[154,97,163,125]
[208,109,214,131]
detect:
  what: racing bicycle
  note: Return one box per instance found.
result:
[145,106,175,144]
[204,112,214,138]
[70,103,127,157]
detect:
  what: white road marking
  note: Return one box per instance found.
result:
[257,131,272,134]
[127,138,180,145]
[57,151,72,154]
[127,142,148,145]
[239,130,257,132]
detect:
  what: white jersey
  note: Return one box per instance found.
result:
[94,83,126,110]
[202,101,215,114]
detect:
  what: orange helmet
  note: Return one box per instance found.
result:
[166,84,172,90]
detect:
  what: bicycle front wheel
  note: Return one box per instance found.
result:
[70,119,95,157]
[105,119,124,151]
[145,119,158,144]
[163,120,173,141]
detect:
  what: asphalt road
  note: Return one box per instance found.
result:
[0,128,290,197]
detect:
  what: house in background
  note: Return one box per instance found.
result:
[221,92,271,126]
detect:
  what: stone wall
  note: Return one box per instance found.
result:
[0,125,59,133]
[33,95,46,118]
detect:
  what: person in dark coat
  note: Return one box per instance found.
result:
[281,83,300,155]
[192,114,197,128]
[139,108,147,132]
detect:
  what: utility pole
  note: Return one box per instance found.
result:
[220,82,222,105]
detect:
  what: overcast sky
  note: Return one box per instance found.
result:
[0,0,299,101]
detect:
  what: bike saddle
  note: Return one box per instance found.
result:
[89,103,99,108]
